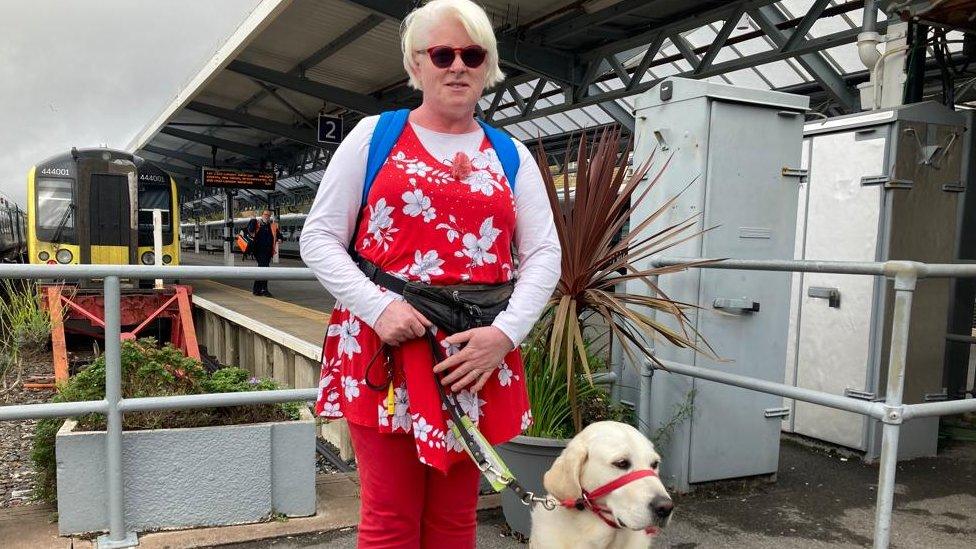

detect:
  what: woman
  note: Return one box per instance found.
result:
[300,1,560,547]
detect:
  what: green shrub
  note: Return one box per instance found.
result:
[522,340,630,439]
[0,280,52,382]
[30,419,61,503]
[521,335,691,447]
[0,280,52,351]
[202,367,303,424]
[32,338,303,503]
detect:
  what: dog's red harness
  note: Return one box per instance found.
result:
[558,469,661,535]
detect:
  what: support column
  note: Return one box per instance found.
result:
[905,22,928,104]
[223,189,234,267]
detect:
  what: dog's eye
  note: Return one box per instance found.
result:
[650,460,660,469]
[612,459,631,469]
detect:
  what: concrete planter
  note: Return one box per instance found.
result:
[55,407,316,535]
[497,434,568,539]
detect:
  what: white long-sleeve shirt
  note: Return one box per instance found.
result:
[299,116,561,347]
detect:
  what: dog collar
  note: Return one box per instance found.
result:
[558,469,661,535]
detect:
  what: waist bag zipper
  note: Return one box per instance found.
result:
[452,290,483,317]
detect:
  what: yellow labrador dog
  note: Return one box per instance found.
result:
[529,421,673,549]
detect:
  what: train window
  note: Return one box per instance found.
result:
[138,185,172,230]
[36,179,74,229]
[138,210,171,229]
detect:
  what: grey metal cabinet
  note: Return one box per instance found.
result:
[784,103,966,461]
[625,78,808,491]
[944,110,976,401]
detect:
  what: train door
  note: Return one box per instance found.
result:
[89,174,131,260]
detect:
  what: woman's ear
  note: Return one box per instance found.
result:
[543,438,588,502]
[407,55,424,91]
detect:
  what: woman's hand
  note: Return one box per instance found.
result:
[374,301,431,345]
[433,327,514,392]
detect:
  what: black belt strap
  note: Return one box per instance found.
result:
[358,257,407,295]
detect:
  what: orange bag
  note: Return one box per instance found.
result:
[236,232,251,253]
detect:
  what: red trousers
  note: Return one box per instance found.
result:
[349,421,481,549]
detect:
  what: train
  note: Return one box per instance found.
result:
[180,213,306,257]
[0,197,27,262]
[27,148,180,266]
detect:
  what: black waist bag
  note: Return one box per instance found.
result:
[358,258,514,334]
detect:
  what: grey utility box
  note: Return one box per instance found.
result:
[944,109,976,402]
[624,78,808,492]
[783,103,967,461]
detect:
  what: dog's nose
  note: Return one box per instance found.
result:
[651,497,674,519]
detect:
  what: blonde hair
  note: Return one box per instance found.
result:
[400,0,504,90]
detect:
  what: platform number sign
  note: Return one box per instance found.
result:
[317,115,344,145]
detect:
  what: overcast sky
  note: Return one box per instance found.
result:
[0,0,265,207]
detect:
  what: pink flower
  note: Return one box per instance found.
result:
[451,152,473,180]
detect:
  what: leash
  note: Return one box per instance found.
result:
[423,330,552,508]
[424,330,658,537]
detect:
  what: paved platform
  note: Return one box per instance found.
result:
[181,250,335,362]
[181,251,335,313]
[193,438,976,549]
[191,279,329,360]
[3,439,971,548]
[0,473,497,549]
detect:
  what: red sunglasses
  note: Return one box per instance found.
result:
[419,45,488,69]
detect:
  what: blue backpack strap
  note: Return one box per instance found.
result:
[363,111,519,201]
[477,118,520,192]
[363,109,411,205]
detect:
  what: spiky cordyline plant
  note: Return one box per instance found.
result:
[529,126,715,432]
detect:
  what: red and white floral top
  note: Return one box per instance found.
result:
[313,123,534,472]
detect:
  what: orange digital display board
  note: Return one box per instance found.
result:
[201,167,276,190]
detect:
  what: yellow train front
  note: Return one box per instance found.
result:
[27,148,180,267]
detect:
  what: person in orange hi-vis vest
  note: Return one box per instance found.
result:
[246,210,282,297]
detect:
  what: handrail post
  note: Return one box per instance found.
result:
[639,358,655,438]
[97,275,138,548]
[872,264,917,549]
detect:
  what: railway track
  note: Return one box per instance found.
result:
[316,439,354,473]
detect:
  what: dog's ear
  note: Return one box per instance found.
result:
[544,438,588,502]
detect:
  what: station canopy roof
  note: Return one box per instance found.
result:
[126,0,970,213]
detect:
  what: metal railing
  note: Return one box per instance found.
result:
[0,264,320,549]
[1,260,975,548]
[642,257,976,549]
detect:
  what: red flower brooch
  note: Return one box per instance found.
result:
[451,151,473,180]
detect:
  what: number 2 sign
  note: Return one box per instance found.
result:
[317,115,344,145]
